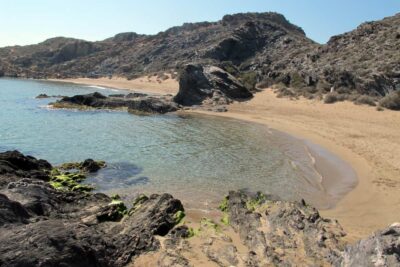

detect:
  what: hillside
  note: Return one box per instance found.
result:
[0,12,399,105]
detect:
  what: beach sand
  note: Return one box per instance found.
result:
[47,75,179,95]
[50,77,400,242]
[193,90,400,242]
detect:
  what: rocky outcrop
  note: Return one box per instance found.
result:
[222,191,346,265]
[340,223,400,266]
[0,150,51,186]
[2,151,400,266]
[0,12,312,81]
[52,92,179,114]
[174,64,253,107]
[0,151,184,267]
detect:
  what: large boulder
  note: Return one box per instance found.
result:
[174,64,253,106]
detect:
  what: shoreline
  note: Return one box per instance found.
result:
[35,77,400,242]
[45,76,180,95]
[186,94,400,243]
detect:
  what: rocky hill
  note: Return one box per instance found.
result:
[0,12,315,79]
[0,12,399,106]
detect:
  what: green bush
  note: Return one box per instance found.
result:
[238,71,257,91]
[220,61,239,76]
[379,91,400,110]
[289,72,305,89]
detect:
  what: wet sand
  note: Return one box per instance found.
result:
[47,77,400,242]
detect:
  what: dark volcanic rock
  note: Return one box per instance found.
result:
[0,193,30,226]
[128,97,178,114]
[0,151,184,267]
[339,223,400,266]
[81,159,103,172]
[54,92,178,114]
[59,92,108,106]
[174,64,252,106]
[0,150,51,187]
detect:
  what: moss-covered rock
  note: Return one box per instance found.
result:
[218,196,229,212]
[129,194,149,215]
[49,172,93,192]
[246,192,267,211]
[174,210,186,224]
[48,159,105,193]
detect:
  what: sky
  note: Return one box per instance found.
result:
[0,0,399,47]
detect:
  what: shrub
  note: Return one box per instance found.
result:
[289,72,305,88]
[276,87,297,98]
[379,91,400,110]
[354,95,376,106]
[220,61,239,76]
[238,71,258,91]
[324,92,339,104]
[324,92,349,104]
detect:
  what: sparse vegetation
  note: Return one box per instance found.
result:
[379,91,400,110]
[324,92,348,104]
[354,95,376,106]
[219,61,239,76]
[289,72,305,89]
[246,192,266,211]
[238,71,258,91]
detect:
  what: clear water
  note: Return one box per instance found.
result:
[0,78,355,209]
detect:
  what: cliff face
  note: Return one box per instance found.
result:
[0,12,399,100]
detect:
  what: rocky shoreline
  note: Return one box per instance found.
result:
[47,64,254,114]
[1,150,399,266]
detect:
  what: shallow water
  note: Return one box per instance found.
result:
[0,78,356,209]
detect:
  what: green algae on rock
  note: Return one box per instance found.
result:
[48,159,106,192]
[173,210,186,224]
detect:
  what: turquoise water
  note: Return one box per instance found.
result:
[0,78,355,209]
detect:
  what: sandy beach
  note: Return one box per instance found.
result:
[195,91,400,242]
[50,77,400,242]
[47,75,180,95]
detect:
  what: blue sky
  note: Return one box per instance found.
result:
[1,0,399,47]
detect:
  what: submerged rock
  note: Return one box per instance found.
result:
[81,159,105,173]
[174,64,253,106]
[35,94,65,99]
